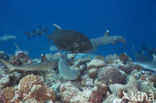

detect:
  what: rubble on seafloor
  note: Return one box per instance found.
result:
[0,51,156,103]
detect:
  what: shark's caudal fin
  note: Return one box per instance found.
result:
[0,59,16,72]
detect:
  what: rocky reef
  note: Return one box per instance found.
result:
[0,51,156,103]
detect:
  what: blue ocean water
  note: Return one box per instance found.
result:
[0,0,156,58]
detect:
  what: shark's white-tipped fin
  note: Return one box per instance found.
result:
[53,24,62,30]
[0,59,16,72]
[104,30,109,37]
[152,54,156,62]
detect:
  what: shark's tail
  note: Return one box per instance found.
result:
[0,59,16,72]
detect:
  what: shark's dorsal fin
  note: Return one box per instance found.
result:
[53,24,62,30]
[104,30,109,37]
[152,54,156,62]
[41,54,49,62]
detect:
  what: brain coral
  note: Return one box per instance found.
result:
[98,65,126,84]
[87,59,106,69]
[18,74,57,102]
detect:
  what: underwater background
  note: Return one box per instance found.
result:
[1,1,156,103]
[0,0,156,58]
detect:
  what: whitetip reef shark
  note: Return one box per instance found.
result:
[0,34,16,42]
[24,25,47,39]
[0,55,78,80]
[133,45,156,73]
[134,54,156,73]
[90,30,126,51]
[0,58,58,72]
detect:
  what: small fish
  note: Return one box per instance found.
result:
[47,24,93,53]
[0,34,16,41]
[0,58,58,72]
[24,25,47,39]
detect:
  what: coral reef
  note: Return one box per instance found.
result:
[59,81,108,103]
[0,74,57,103]
[0,92,6,103]
[1,87,15,102]
[9,51,32,66]
[98,65,126,84]
[18,74,56,102]
[0,51,155,103]
[0,74,10,89]
[0,51,10,61]
[119,52,130,64]
[105,53,123,64]
[88,68,98,79]
[87,58,106,69]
